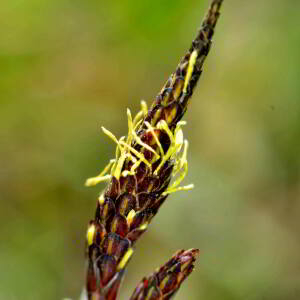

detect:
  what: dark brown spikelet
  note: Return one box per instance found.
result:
[84,1,224,299]
[144,0,223,130]
[130,249,199,300]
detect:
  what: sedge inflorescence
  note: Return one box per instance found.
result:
[83,1,224,300]
[85,100,194,196]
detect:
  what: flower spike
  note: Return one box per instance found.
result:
[129,249,200,300]
[84,1,224,299]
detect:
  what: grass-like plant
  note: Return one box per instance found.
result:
[83,1,224,299]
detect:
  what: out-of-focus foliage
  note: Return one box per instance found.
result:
[1,0,299,299]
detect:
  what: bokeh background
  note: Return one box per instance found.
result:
[1,0,300,299]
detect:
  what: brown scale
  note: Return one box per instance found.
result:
[95,198,116,224]
[119,174,137,195]
[101,233,130,262]
[115,193,137,216]
[97,254,117,287]
[126,227,148,244]
[86,1,224,299]
[110,214,129,238]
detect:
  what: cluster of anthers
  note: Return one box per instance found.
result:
[85,100,193,196]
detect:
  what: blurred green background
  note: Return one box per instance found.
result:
[1,0,300,299]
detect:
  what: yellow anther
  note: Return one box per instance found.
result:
[133,111,143,128]
[183,50,198,93]
[139,223,148,230]
[133,100,148,127]
[173,139,188,176]
[174,121,187,154]
[112,136,132,179]
[85,159,115,187]
[126,108,134,145]
[175,128,184,152]
[114,153,126,179]
[177,120,187,126]
[152,109,162,126]
[86,224,95,246]
[98,194,105,205]
[85,174,112,187]
[121,170,135,177]
[110,136,122,175]
[141,100,148,115]
[163,139,193,195]
[162,183,194,195]
[117,248,134,270]
[101,127,128,179]
[126,209,136,226]
[180,139,188,165]
[133,118,143,131]
[101,126,122,152]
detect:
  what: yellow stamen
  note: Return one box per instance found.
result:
[141,100,148,115]
[133,100,148,127]
[163,139,194,195]
[86,224,95,246]
[183,50,198,93]
[126,209,136,226]
[163,184,194,195]
[98,194,105,205]
[126,108,134,145]
[117,248,134,270]
[85,159,115,186]
[139,223,148,230]
[101,126,122,151]
[85,174,111,187]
